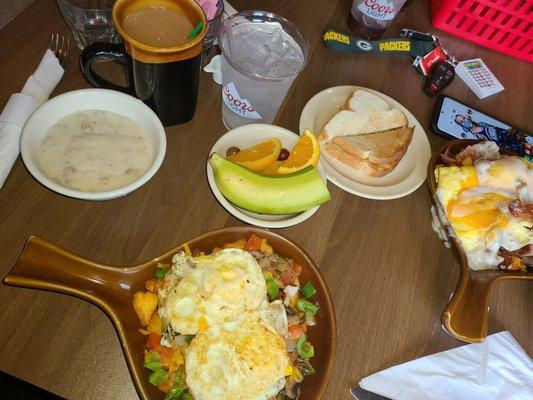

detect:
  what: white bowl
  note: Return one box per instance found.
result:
[206,124,328,228]
[20,89,166,201]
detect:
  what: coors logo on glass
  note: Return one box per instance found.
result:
[347,0,407,39]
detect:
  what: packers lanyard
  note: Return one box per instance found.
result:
[323,29,436,59]
[323,28,457,96]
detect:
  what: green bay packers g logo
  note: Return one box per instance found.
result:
[356,40,373,51]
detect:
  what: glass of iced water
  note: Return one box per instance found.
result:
[218,11,309,129]
[56,0,120,49]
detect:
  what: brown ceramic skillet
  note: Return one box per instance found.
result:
[3,227,336,400]
[428,139,532,343]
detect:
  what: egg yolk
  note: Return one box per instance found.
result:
[447,192,509,231]
[198,316,209,331]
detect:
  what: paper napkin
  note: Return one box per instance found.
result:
[0,49,64,188]
[359,331,533,400]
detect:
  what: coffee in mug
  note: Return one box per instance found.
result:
[122,5,194,47]
[81,0,207,126]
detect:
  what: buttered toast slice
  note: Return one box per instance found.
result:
[344,89,391,112]
[324,142,399,178]
[319,89,408,142]
[332,126,414,164]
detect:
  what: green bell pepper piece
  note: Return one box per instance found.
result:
[296,298,319,315]
[301,282,316,299]
[149,369,168,386]
[143,351,162,371]
[265,276,280,300]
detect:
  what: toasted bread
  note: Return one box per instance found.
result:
[319,106,407,142]
[332,126,414,164]
[324,142,398,177]
[344,89,390,112]
[319,89,413,177]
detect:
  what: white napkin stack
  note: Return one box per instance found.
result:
[358,331,533,400]
[0,49,64,188]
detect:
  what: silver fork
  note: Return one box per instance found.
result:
[50,33,72,69]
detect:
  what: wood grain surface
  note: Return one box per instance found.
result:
[0,1,531,399]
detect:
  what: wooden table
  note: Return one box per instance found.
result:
[0,1,531,399]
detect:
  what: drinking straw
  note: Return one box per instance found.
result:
[188,22,204,39]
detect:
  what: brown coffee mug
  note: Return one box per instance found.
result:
[81,0,207,126]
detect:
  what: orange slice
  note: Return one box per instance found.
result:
[261,161,283,175]
[277,130,320,174]
[226,138,282,171]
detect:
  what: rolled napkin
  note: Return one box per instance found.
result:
[357,331,532,400]
[0,49,64,188]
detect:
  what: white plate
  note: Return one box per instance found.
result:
[207,124,328,228]
[299,86,431,200]
[20,89,166,201]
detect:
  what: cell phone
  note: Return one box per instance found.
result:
[431,95,532,159]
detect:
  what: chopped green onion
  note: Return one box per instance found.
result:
[143,351,162,371]
[300,360,315,375]
[301,282,316,299]
[296,299,319,315]
[184,335,195,344]
[296,336,314,359]
[164,387,185,400]
[181,393,191,400]
[154,267,168,279]
[265,276,280,300]
[149,369,168,386]
[174,369,187,387]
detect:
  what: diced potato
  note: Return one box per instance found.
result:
[223,238,246,249]
[260,240,274,256]
[244,234,263,251]
[148,312,162,334]
[133,291,158,326]
[144,279,159,293]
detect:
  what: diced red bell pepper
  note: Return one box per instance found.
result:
[288,323,306,340]
[159,346,174,368]
[146,332,162,351]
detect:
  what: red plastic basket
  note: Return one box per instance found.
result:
[431,0,533,62]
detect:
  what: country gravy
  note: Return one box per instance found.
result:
[38,110,154,192]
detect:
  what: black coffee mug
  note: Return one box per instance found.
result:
[80,0,207,127]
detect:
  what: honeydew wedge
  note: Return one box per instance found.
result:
[209,153,330,214]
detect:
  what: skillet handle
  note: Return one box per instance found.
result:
[441,274,493,343]
[3,236,141,310]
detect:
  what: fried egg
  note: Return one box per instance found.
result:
[158,248,267,334]
[185,307,290,400]
[436,155,532,270]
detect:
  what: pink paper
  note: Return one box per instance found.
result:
[197,0,219,21]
